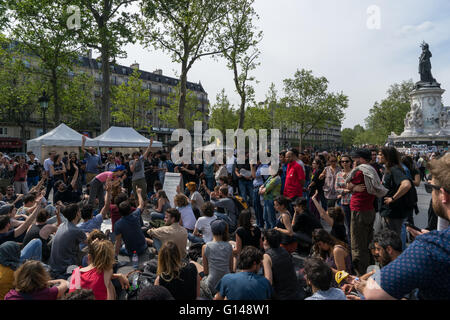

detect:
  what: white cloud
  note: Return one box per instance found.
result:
[398,21,434,37]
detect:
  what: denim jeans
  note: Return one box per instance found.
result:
[238,179,253,205]
[150,212,165,221]
[20,238,42,262]
[263,200,277,229]
[188,232,205,244]
[27,176,40,190]
[253,188,264,228]
[205,176,215,192]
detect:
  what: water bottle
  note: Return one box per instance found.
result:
[132,251,139,269]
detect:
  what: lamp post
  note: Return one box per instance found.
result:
[38,90,49,135]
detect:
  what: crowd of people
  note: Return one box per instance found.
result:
[0,136,448,301]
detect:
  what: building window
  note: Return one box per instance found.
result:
[0,128,7,135]
[25,131,31,140]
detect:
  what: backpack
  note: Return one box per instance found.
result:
[229,195,248,213]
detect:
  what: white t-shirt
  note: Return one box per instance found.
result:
[190,191,204,212]
[194,216,217,243]
[178,205,197,231]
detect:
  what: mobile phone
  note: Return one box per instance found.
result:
[406,223,422,232]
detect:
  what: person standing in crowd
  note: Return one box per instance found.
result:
[259,166,282,230]
[104,153,117,172]
[307,158,325,220]
[346,149,387,276]
[157,153,168,185]
[202,152,217,192]
[214,246,272,300]
[43,151,55,199]
[283,151,305,201]
[81,135,102,185]
[378,147,412,238]
[319,154,341,209]
[50,154,66,185]
[335,154,353,245]
[262,229,301,300]
[12,156,29,195]
[26,152,41,190]
[251,158,269,229]
[235,153,253,206]
[0,155,13,194]
[360,153,450,300]
[65,153,81,190]
[130,138,153,204]
[290,148,306,175]
[279,151,288,194]
[88,165,126,210]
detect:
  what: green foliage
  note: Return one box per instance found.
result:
[159,83,203,131]
[281,69,349,150]
[139,0,229,129]
[6,0,83,124]
[111,69,155,130]
[0,43,43,140]
[215,0,262,129]
[355,79,414,145]
[209,89,238,134]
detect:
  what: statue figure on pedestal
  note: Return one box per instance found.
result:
[419,42,436,83]
[439,110,448,129]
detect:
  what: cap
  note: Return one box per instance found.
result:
[210,219,228,235]
[351,148,371,161]
[113,165,126,172]
[185,182,197,190]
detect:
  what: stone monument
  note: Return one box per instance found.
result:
[389,42,450,148]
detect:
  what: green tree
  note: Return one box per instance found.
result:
[341,128,356,147]
[365,80,414,144]
[6,0,82,124]
[215,0,262,129]
[60,72,96,130]
[111,69,155,130]
[209,89,238,134]
[281,69,349,150]
[160,84,203,131]
[139,0,229,129]
[0,43,42,148]
[73,0,139,133]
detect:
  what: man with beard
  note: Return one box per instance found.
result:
[359,153,450,300]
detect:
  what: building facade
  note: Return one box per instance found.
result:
[280,121,342,151]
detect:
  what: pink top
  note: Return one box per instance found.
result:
[95,171,114,183]
[69,267,108,300]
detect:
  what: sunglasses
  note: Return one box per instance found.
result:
[424,182,449,194]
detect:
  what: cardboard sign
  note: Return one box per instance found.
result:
[163,172,182,207]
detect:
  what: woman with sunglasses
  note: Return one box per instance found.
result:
[335,155,353,244]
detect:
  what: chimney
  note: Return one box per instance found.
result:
[130,62,139,70]
[153,69,162,75]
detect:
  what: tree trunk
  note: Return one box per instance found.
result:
[299,135,303,152]
[51,69,61,124]
[178,61,188,129]
[238,98,246,129]
[100,44,111,133]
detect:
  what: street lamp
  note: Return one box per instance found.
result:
[38,90,49,135]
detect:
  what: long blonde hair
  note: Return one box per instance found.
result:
[88,239,115,272]
[157,241,182,282]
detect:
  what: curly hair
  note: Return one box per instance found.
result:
[13,261,51,294]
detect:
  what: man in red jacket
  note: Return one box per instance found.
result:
[283,151,305,201]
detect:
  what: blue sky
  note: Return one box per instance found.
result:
[117,0,450,129]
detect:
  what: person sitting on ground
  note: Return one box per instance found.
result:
[114,187,152,265]
[4,260,68,300]
[185,182,204,218]
[48,203,88,279]
[21,206,62,263]
[311,190,347,243]
[154,241,200,300]
[174,194,197,233]
[304,257,346,300]
[109,192,129,233]
[189,202,217,244]
[291,197,323,253]
[147,208,188,258]
[273,196,297,254]
[262,229,301,300]
[0,241,21,299]
[15,193,37,218]
[150,181,163,206]
[53,163,81,205]
[149,190,171,222]
[68,239,129,300]
[230,209,263,270]
[312,229,352,275]
[2,185,24,209]
[200,220,233,300]
[214,246,272,300]
[0,196,43,262]
[209,186,238,232]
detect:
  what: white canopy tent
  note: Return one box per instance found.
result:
[26,123,96,162]
[93,126,163,148]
